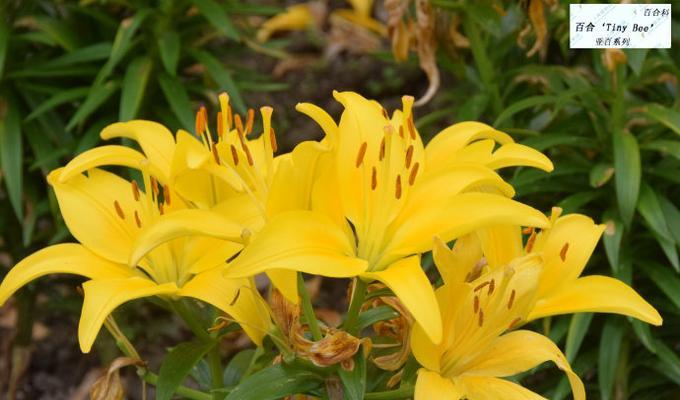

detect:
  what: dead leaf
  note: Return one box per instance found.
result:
[414,0,439,106]
[90,357,145,400]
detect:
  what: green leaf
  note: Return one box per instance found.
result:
[644,103,680,137]
[630,319,657,354]
[338,345,367,400]
[557,191,600,214]
[190,50,246,114]
[658,194,680,244]
[66,81,119,131]
[565,313,593,363]
[157,339,215,400]
[613,131,641,226]
[602,212,623,273]
[158,74,195,131]
[96,9,151,85]
[225,363,323,400]
[190,0,240,40]
[43,42,113,68]
[654,340,680,385]
[356,305,399,331]
[493,95,557,128]
[0,96,23,220]
[640,139,680,161]
[598,318,624,400]
[32,16,80,51]
[0,19,8,79]
[158,31,180,76]
[223,349,255,386]
[642,262,680,308]
[25,87,90,122]
[624,49,647,76]
[637,184,675,242]
[120,56,152,121]
[589,163,614,188]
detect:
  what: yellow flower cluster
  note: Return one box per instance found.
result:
[0,91,661,399]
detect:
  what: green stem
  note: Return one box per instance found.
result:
[298,273,322,341]
[207,346,224,400]
[172,300,212,341]
[462,17,503,116]
[364,386,414,400]
[142,370,212,400]
[343,279,368,336]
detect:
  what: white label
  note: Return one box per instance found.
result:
[570,4,671,48]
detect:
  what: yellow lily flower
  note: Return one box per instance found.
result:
[256,3,319,43]
[0,164,271,352]
[224,91,554,344]
[433,208,662,325]
[411,255,585,400]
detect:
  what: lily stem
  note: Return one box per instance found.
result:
[364,386,414,400]
[142,370,212,400]
[172,300,212,342]
[298,272,323,341]
[207,346,224,400]
[343,278,368,336]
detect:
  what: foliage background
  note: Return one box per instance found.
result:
[0,0,678,399]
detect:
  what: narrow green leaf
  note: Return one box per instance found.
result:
[598,318,624,400]
[96,9,151,85]
[223,349,255,387]
[654,340,680,385]
[157,74,195,131]
[589,163,614,188]
[613,131,641,226]
[25,87,89,122]
[630,319,657,354]
[32,16,80,51]
[225,364,323,400]
[557,191,600,214]
[658,194,680,244]
[644,103,680,137]
[158,31,180,76]
[641,262,680,308]
[120,56,152,121]
[190,50,246,114]
[493,95,557,128]
[157,339,215,400]
[624,49,647,76]
[0,19,9,79]
[66,81,119,131]
[0,96,23,220]
[637,185,675,242]
[190,0,240,40]
[43,42,112,68]
[338,345,367,400]
[640,139,680,161]
[602,212,623,273]
[356,305,399,331]
[565,313,593,363]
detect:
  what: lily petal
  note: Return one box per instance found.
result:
[415,370,461,400]
[476,225,523,269]
[456,376,546,400]
[296,103,338,147]
[58,145,163,183]
[432,235,483,285]
[0,244,133,305]
[411,320,442,372]
[363,256,442,344]
[101,120,175,180]
[130,209,244,267]
[178,269,271,346]
[486,143,554,172]
[48,168,137,264]
[266,269,299,304]
[79,277,177,352]
[529,275,662,325]
[463,330,585,400]
[425,122,512,168]
[226,210,367,278]
[386,193,549,261]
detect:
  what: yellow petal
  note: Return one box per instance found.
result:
[178,269,271,346]
[486,142,554,172]
[532,214,605,296]
[79,277,177,352]
[347,0,372,18]
[363,256,442,344]
[266,269,299,304]
[0,244,133,305]
[129,209,243,267]
[456,376,546,400]
[295,103,338,148]
[256,4,314,42]
[48,168,137,264]
[185,238,243,275]
[415,370,461,400]
[529,275,662,325]
[101,120,175,180]
[332,9,386,36]
[432,235,483,285]
[463,330,585,400]
[385,193,549,262]
[225,210,367,278]
[411,320,442,372]
[58,145,162,183]
[476,225,523,269]
[425,122,513,169]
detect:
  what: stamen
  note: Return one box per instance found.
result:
[163,185,171,206]
[509,317,522,329]
[244,145,254,166]
[405,145,414,168]
[371,166,377,190]
[234,114,244,136]
[398,126,404,138]
[560,243,569,262]
[245,108,255,135]
[522,227,533,235]
[478,309,484,326]
[379,137,386,161]
[113,200,125,219]
[195,106,206,135]
[159,203,165,215]
[212,145,220,164]
[134,211,142,228]
[381,107,389,119]
[408,162,420,186]
[151,177,159,198]
[508,289,516,309]
[473,296,479,313]
[217,111,224,139]
[474,281,490,292]
[488,279,495,295]
[230,144,239,165]
[407,116,416,140]
[226,104,233,129]
[395,175,402,199]
[355,142,367,168]
[269,128,278,153]
[131,181,140,201]
[525,230,537,252]
[230,288,241,306]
